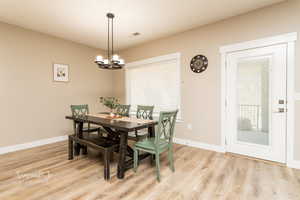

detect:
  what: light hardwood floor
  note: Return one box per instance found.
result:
[0,141,300,200]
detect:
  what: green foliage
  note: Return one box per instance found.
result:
[100,97,119,111]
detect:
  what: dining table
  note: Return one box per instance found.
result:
[65,113,158,179]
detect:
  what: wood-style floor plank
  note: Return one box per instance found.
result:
[0,141,299,200]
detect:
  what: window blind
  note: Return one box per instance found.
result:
[125,54,181,117]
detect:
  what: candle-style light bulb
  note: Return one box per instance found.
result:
[112,54,119,61]
[119,59,124,65]
[95,55,103,62]
[103,59,109,64]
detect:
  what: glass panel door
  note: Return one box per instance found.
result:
[226,44,287,163]
[237,57,270,146]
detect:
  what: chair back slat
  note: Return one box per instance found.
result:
[70,104,90,133]
[116,104,131,117]
[136,105,154,120]
[155,110,178,145]
[70,104,89,118]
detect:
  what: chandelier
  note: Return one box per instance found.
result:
[95,13,125,69]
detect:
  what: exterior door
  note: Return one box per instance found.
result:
[226,44,287,163]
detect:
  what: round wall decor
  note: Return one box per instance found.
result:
[190,55,208,73]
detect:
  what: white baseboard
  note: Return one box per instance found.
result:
[0,135,68,155]
[287,160,300,169]
[3,135,298,169]
[173,138,300,169]
[174,137,226,153]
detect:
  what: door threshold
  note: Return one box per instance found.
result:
[226,152,285,167]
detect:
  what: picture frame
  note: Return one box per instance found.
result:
[53,63,69,82]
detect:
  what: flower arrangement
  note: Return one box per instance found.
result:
[99,97,119,114]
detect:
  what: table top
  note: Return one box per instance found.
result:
[65,114,158,132]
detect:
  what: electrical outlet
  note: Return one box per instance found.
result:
[187,123,192,130]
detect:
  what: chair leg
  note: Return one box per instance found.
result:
[82,145,88,155]
[155,152,161,182]
[110,151,114,161]
[68,136,73,160]
[149,154,155,166]
[133,148,138,172]
[98,129,103,137]
[104,150,110,180]
[168,146,175,172]
[74,143,80,156]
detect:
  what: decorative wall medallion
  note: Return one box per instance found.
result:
[190,55,208,73]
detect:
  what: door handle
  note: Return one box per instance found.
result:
[278,100,285,104]
[273,108,285,113]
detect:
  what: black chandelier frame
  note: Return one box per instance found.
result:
[95,13,125,70]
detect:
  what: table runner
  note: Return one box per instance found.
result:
[87,114,154,124]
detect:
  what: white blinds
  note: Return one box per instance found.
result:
[125,54,181,116]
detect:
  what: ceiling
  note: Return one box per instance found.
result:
[0,0,285,50]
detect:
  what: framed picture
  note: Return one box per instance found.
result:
[53,63,69,82]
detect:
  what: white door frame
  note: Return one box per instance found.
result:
[220,32,297,165]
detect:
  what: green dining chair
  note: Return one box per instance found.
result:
[128,105,154,141]
[70,104,103,136]
[133,109,178,182]
[136,105,154,119]
[116,104,131,117]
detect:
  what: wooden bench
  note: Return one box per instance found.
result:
[68,134,119,180]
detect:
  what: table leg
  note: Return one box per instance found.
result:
[68,136,73,160]
[82,146,88,155]
[104,149,110,180]
[117,131,128,179]
[74,122,83,156]
[80,123,88,155]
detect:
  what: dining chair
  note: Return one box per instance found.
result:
[70,105,103,135]
[128,105,154,141]
[133,110,178,182]
[116,104,131,117]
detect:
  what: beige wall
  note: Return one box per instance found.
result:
[0,22,113,147]
[2,0,300,161]
[115,0,300,160]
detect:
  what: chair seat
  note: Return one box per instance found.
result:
[135,138,169,151]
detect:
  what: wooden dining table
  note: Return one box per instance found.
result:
[65,113,158,179]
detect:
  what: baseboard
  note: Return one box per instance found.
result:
[173,138,226,153]
[2,135,298,168]
[287,160,300,169]
[0,135,68,155]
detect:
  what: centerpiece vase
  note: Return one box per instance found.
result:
[109,109,115,117]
